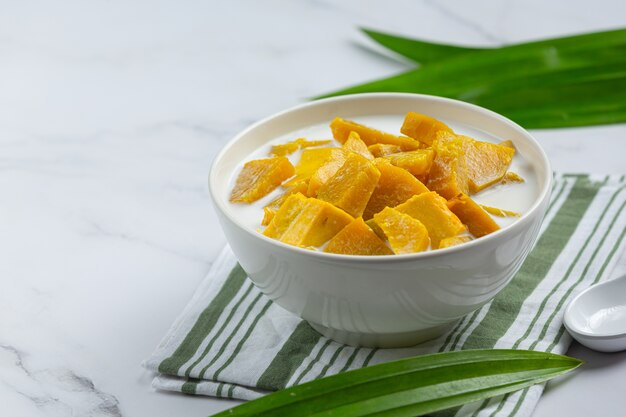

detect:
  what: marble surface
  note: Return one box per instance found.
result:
[2,1,626,415]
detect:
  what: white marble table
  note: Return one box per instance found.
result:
[2,1,626,416]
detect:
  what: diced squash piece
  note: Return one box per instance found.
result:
[324,217,393,256]
[435,130,457,144]
[271,197,354,247]
[317,153,381,218]
[481,205,521,217]
[447,193,500,238]
[383,149,434,178]
[373,207,429,254]
[500,140,515,149]
[430,131,515,194]
[502,171,525,184]
[262,181,309,226]
[460,136,515,193]
[263,193,308,238]
[427,134,470,199]
[298,139,332,148]
[230,156,295,203]
[365,218,386,240]
[363,159,429,220]
[395,191,466,248]
[343,131,373,160]
[307,149,349,196]
[285,147,339,187]
[439,235,473,249]
[400,112,454,145]
[271,141,300,156]
[330,117,421,150]
[271,138,331,156]
[368,143,403,157]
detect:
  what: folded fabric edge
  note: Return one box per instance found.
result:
[152,373,267,401]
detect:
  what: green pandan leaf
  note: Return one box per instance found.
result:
[361,27,484,64]
[360,27,622,65]
[318,29,626,128]
[211,349,581,417]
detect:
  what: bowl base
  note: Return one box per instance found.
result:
[308,320,458,348]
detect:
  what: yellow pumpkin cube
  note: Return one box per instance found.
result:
[363,159,429,220]
[429,131,515,194]
[461,136,515,193]
[439,235,473,249]
[365,218,386,240]
[400,112,453,145]
[324,217,393,256]
[330,117,421,150]
[395,191,466,248]
[270,138,332,157]
[269,197,354,247]
[317,153,381,218]
[383,149,435,178]
[262,181,309,226]
[263,193,308,239]
[230,156,295,203]
[480,205,521,218]
[427,133,470,199]
[500,139,515,149]
[373,207,429,254]
[501,171,525,184]
[307,149,349,197]
[298,139,332,148]
[284,147,340,188]
[447,193,500,238]
[368,143,403,158]
[270,140,300,157]
[343,131,374,160]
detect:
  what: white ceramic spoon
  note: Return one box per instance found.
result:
[564,275,626,352]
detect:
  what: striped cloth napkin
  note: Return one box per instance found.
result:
[144,173,626,417]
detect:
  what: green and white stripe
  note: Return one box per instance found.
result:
[144,174,626,416]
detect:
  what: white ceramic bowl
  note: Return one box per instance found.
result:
[209,93,552,348]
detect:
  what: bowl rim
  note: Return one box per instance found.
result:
[209,92,553,263]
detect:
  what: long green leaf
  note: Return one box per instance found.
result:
[322,29,626,97]
[361,27,623,65]
[211,349,581,417]
[361,27,484,64]
[318,29,626,128]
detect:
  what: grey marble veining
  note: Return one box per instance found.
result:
[1,344,122,416]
